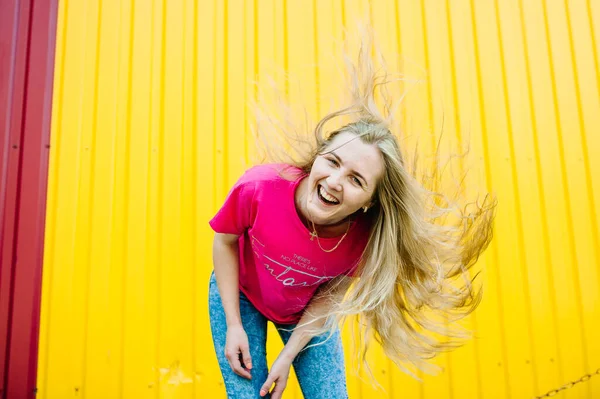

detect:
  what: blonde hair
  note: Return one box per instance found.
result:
[252,34,496,377]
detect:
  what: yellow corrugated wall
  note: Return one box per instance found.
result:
[37,0,600,398]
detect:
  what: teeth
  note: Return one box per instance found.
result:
[319,186,338,203]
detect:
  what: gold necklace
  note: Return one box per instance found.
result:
[307,212,352,253]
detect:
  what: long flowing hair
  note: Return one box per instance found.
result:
[252,31,496,378]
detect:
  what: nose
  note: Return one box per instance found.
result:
[326,172,343,192]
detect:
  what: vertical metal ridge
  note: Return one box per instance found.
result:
[340,0,346,31]
[145,1,158,397]
[81,0,105,391]
[250,0,259,165]
[118,0,137,396]
[181,0,187,186]
[223,0,229,191]
[470,317,484,399]
[493,0,539,394]
[178,0,189,390]
[394,0,406,136]
[444,0,466,396]
[253,0,259,109]
[156,0,167,392]
[212,0,218,212]
[516,0,564,386]
[367,1,374,35]
[469,0,511,396]
[190,0,199,396]
[282,0,289,96]
[394,0,401,58]
[416,0,431,390]
[587,0,600,102]
[110,0,124,392]
[243,0,248,165]
[419,0,434,150]
[445,0,461,145]
[312,0,320,117]
[540,0,590,377]
[442,0,457,393]
[181,0,187,211]
[39,0,69,395]
[459,11,484,397]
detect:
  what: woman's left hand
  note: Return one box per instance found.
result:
[260,353,294,398]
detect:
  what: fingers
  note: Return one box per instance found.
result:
[240,344,253,370]
[260,375,287,398]
[270,380,287,399]
[225,349,252,379]
[260,375,274,397]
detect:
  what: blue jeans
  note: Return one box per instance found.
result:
[208,272,348,398]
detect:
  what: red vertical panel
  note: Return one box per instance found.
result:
[0,0,27,393]
[0,0,58,397]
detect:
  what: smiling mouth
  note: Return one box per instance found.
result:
[317,184,339,205]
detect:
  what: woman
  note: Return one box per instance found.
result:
[208,45,495,399]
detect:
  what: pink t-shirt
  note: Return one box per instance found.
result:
[209,164,371,324]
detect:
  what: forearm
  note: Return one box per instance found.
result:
[280,292,336,361]
[213,234,243,327]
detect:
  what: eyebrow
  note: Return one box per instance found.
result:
[330,151,368,186]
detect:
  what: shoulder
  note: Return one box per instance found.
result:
[236,164,304,187]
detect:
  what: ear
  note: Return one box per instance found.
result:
[362,200,375,213]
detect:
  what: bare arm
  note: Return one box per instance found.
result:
[260,276,351,397]
[212,233,243,327]
[212,232,253,378]
[281,277,351,360]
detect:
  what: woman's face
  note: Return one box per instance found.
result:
[306,132,385,225]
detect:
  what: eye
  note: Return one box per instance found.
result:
[351,176,363,187]
[328,158,339,167]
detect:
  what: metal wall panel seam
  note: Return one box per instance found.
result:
[212,0,219,217]
[118,0,137,395]
[189,0,199,396]
[157,0,167,390]
[586,0,600,97]
[37,0,69,393]
[444,0,474,396]
[36,0,60,395]
[80,0,104,393]
[469,0,511,396]
[517,0,564,393]
[494,0,539,394]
